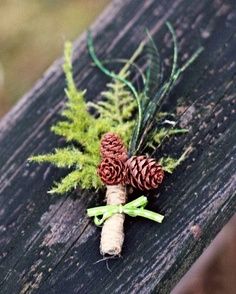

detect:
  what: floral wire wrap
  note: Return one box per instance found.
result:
[87,196,164,226]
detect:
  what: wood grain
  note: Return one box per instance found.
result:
[0,0,235,293]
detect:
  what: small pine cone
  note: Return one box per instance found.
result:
[98,157,126,185]
[125,156,164,190]
[100,132,128,161]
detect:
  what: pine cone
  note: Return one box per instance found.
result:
[98,157,126,185]
[125,156,164,190]
[100,132,128,161]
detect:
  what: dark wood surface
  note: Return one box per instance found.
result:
[0,0,236,293]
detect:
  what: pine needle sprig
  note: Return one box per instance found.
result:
[130,22,203,154]
[144,30,163,103]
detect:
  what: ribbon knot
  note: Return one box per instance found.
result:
[87,196,164,226]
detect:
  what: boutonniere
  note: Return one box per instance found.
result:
[30,22,203,256]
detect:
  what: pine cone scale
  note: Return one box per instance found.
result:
[100,132,128,161]
[125,156,164,190]
[98,157,126,185]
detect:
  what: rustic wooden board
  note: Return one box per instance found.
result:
[0,0,236,293]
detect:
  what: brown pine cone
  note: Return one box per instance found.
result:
[125,156,164,190]
[98,157,126,185]
[100,132,128,161]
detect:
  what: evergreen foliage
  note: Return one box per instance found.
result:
[30,24,202,195]
[87,44,143,145]
[87,24,203,155]
[29,41,141,194]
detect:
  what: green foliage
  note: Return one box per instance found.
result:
[30,147,82,168]
[31,42,106,193]
[159,146,192,173]
[51,43,97,145]
[153,128,188,146]
[87,44,145,145]
[88,24,202,157]
[129,23,203,154]
[30,24,202,195]
[29,41,140,194]
[87,26,202,175]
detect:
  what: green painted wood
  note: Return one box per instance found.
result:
[0,0,235,293]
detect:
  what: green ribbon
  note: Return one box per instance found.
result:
[87,196,164,226]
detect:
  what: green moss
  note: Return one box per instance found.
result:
[153,127,189,145]
[29,41,138,194]
[159,146,192,174]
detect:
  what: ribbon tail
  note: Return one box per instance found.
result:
[87,204,118,217]
[131,208,164,223]
[94,215,105,226]
[94,212,113,226]
[124,196,148,209]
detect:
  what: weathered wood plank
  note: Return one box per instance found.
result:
[0,0,235,293]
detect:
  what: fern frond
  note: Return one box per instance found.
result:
[100,76,137,124]
[48,170,83,194]
[87,31,144,146]
[48,163,102,194]
[63,42,77,93]
[29,147,82,168]
[89,67,137,124]
[29,42,106,194]
[51,121,80,142]
[87,40,143,144]
[52,43,96,147]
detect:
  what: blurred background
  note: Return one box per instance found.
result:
[0,0,110,117]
